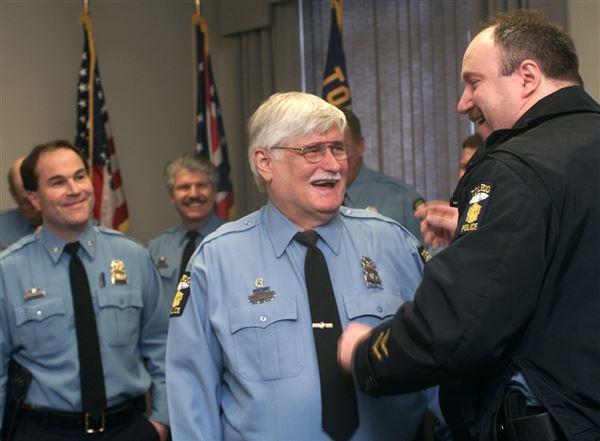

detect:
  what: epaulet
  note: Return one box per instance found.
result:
[339,206,392,222]
[0,234,37,258]
[97,226,145,247]
[201,212,259,244]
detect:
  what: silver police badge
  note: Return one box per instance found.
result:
[361,256,382,289]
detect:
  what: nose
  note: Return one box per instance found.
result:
[66,178,81,194]
[456,88,472,114]
[188,185,200,197]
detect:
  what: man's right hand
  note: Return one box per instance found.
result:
[414,201,459,249]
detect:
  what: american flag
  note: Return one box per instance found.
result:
[321,0,352,110]
[193,12,234,220]
[75,10,129,231]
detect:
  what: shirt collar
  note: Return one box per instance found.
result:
[264,200,343,258]
[40,222,96,263]
[177,212,224,245]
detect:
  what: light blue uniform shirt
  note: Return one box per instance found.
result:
[0,208,36,251]
[148,212,224,303]
[0,224,169,427]
[345,165,423,241]
[166,201,442,441]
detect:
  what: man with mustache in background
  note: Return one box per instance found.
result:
[148,153,224,304]
[166,92,444,441]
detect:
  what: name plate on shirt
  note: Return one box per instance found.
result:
[248,288,276,304]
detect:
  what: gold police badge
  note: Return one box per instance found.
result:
[110,259,128,285]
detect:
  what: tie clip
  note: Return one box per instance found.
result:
[312,322,334,329]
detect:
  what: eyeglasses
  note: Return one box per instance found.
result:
[271,141,352,163]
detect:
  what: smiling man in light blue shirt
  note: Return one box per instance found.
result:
[166,92,444,441]
[1,141,169,441]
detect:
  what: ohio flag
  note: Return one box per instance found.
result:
[193,11,234,220]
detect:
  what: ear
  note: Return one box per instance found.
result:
[357,137,366,158]
[517,59,541,98]
[253,148,273,183]
[28,191,41,212]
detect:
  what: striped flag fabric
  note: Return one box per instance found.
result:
[193,11,234,220]
[75,8,129,231]
[321,0,352,109]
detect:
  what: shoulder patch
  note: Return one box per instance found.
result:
[170,271,191,318]
[417,245,432,264]
[457,180,494,236]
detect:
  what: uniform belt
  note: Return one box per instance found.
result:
[498,390,565,441]
[506,411,565,441]
[18,395,145,433]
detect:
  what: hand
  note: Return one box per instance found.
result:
[414,201,458,248]
[149,420,169,441]
[338,323,372,375]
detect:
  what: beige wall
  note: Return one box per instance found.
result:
[568,0,600,102]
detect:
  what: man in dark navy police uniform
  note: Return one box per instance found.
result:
[339,10,600,441]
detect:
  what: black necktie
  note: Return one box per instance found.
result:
[179,230,200,280]
[64,242,107,422]
[294,231,359,441]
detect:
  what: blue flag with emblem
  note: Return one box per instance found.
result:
[321,0,352,110]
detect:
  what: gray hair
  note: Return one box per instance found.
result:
[247,92,346,190]
[163,152,218,194]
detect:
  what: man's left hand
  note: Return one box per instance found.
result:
[338,323,373,374]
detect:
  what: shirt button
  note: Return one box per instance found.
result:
[259,315,267,322]
[36,310,43,316]
[344,209,352,215]
[244,220,252,226]
[377,306,383,313]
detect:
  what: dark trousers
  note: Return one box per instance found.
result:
[12,411,159,441]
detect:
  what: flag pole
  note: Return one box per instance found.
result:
[195,0,200,15]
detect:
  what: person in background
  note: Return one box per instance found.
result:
[341,108,424,241]
[416,132,484,251]
[0,140,169,441]
[0,157,42,251]
[166,92,444,441]
[458,133,483,179]
[148,152,224,303]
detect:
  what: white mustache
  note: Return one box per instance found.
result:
[309,172,342,184]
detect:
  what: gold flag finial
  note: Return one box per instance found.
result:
[195,0,201,15]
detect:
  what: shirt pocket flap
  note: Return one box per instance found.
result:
[98,290,143,310]
[15,297,66,326]
[229,297,297,333]
[157,265,176,280]
[344,291,401,320]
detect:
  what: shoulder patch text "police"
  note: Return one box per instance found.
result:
[170,272,191,318]
[458,180,494,235]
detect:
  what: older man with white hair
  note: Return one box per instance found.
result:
[166,91,444,441]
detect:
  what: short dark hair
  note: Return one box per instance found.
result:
[482,10,582,85]
[462,133,483,149]
[21,140,88,191]
[339,108,362,143]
